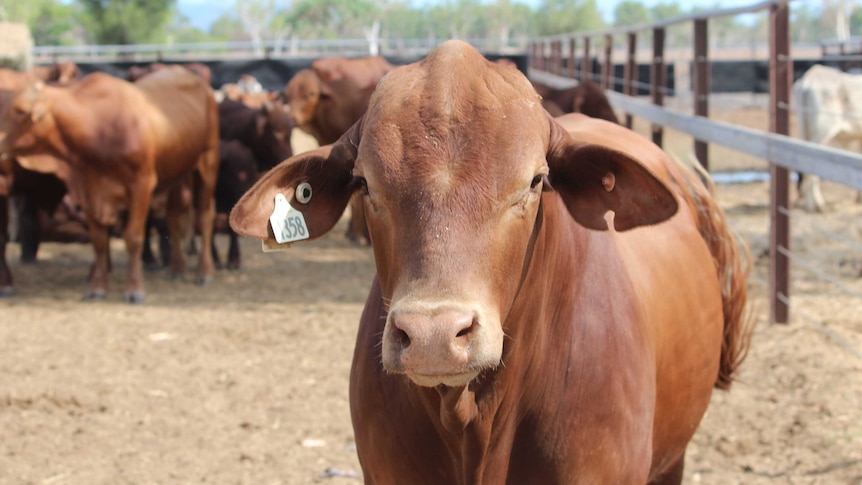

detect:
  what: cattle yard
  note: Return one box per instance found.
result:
[2,1,862,484]
[0,150,860,483]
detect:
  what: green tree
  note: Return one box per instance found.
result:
[485,0,533,47]
[650,2,689,48]
[1,0,79,46]
[534,0,605,36]
[78,0,176,44]
[381,3,429,40]
[614,0,650,27]
[209,13,247,42]
[166,12,214,44]
[289,0,375,38]
[851,4,862,36]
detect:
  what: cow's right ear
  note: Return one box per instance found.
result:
[229,139,358,242]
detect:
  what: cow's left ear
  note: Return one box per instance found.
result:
[547,119,678,232]
[229,127,359,242]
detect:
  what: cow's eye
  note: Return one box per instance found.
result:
[354,176,369,195]
[530,174,543,189]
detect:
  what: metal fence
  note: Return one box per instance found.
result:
[32,37,529,64]
[528,0,862,337]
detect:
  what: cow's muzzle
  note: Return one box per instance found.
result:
[382,302,503,387]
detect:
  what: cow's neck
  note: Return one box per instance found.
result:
[46,91,97,164]
[416,195,583,482]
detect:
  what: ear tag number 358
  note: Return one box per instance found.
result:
[265,193,309,251]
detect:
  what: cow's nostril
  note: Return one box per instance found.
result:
[393,327,411,348]
[456,319,479,339]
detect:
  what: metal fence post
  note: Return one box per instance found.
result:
[581,37,591,83]
[603,34,613,90]
[651,27,666,147]
[550,39,563,76]
[694,19,710,170]
[769,0,792,324]
[625,33,637,129]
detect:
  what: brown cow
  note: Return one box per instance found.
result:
[0,63,80,89]
[1,66,81,296]
[30,62,81,84]
[282,55,395,244]
[216,74,280,109]
[127,62,212,86]
[230,41,751,483]
[0,67,219,303]
[532,78,620,124]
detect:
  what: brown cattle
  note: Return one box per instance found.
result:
[0,67,219,303]
[1,66,81,296]
[212,99,293,268]
[283,55,395,244]
[532,78,620,124]
[127,62,213,86]
[230,41,751,483]
[0,63,80,89]
[30,62,81,84]
[0,171,11,295]
[216,74,279,109]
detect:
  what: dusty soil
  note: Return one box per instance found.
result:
[1,106,861,485]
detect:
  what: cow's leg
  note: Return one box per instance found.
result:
[799,174,827,213]
[121,186,153,304]
[0,194,13,296]
[226,228,240,270]
[17,193,41,263]
[83,217,111,301]
[141,212,160,270]
[647,452,685,485]
[210,235,222,269]
[166,183,189,280]
[193,149,218,286]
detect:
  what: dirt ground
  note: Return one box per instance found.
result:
[1,103,861,484]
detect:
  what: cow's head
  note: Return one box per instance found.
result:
[254,101,294,171]
[0,82,52,156]
[231,40,677,388]
[282,69,325,136]
[0,82,69,178]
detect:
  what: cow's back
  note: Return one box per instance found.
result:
[135,67,218,181]
[794,64,862,144]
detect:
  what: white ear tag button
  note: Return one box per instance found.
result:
[265,193,310,251]
[296,182,312,204]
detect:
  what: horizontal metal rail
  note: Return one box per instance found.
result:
[606,92,862,191]
[529,69,862,192]
[532,1,776,43]
[32,37,527,61]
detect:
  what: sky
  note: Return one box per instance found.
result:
[177,0,767,31]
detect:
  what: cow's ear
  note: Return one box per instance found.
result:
[312,61,343,85]
[230,135,358,242]
[547,118,678,232]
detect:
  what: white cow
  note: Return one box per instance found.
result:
[793,64,862,212]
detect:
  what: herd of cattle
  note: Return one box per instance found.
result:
[0,51,617,301]
[6,37,862,481]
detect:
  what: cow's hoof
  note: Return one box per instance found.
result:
[0,286,14,298]
[123,291,145,304]
[144,260,165,271]
[194,275,213,287]
[81,290,106,301]
[227,261,241,271]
